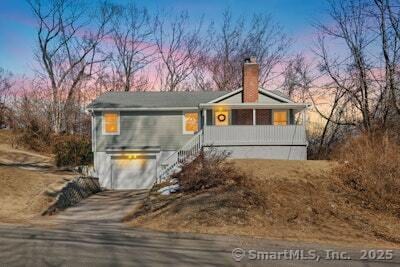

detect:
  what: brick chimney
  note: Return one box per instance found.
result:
[242,56,259,103]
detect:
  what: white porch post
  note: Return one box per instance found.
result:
[203,109,206,127]
[253,109,256,125]
[202,109,206,146]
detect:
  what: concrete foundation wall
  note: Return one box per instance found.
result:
[205,145,307,160]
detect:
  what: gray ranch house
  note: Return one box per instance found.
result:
[86,58,309,190]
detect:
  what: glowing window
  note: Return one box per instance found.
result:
[103,112,120,135]
[273,111,288,125]
[184,112,199,133]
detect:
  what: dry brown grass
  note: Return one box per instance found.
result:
[129,156,400,248]
[0,129,73,223]
[333,133,400,216]
[0,166,70,223]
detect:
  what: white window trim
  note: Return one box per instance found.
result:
[102,111,120,135]
[182,111,199,135]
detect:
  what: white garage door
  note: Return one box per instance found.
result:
[111,155,157,189]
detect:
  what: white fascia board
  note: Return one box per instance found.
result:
[207,88,242,103]
[86,107,199,112]
[259,88,294,103]
[206,87,294,104]
[199,103,310,109]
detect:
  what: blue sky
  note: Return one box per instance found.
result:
[0,0,328,76]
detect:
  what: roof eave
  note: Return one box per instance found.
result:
[258,88,293,103]
[86,106,200,112]
[199,103,310,109]
[207,88,243,103]
[206,87,294,104]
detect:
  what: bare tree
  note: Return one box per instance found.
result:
[207,9,289,90]
[372,0,400,122]
[0,68,13,127]
[206,11,243,90]
[305,0,400,157]
[282,54,311,101]
[111,2,154,91]
[28,0,114,133]
[314,0,400,133]
[315,0,375,131]
[153,11,205,91]
[190,51,215,91]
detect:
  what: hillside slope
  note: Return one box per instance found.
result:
[128,159,400,248]
[0,130,73,223]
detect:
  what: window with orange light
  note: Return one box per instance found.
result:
[184,112,199,133]
[103,112,120,134]
[273,110,288,125]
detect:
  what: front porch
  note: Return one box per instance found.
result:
[199,103,308,146]
[203,125,307,146]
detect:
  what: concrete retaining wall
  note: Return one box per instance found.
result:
[42,176,101,215]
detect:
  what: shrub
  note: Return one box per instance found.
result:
[333,132,400,216]
[174,149,242,192]
[173,148,265,208]
[53,135,92,167]
[13,114,53,152]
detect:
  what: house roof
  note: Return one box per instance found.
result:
[86,89,292,110]
[87,91,229,110]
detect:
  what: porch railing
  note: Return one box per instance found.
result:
[203,125,307,146]
[158,129,203,182]
[158,124,307,182]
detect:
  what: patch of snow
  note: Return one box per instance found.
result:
[169,178,178,184]
[158,183,180,195]
[160,190,171,196]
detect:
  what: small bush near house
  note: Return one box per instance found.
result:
[53,135,92,167]
[126,149,266,227]
[333,132,400,216]
[175,150,238,191]
[14,130,49,152]
[174,149,265,206]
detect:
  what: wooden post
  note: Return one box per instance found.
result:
[253,109,256,125]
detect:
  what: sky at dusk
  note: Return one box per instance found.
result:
[0,0,329,76]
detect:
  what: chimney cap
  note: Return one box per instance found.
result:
[244,56,257,64]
